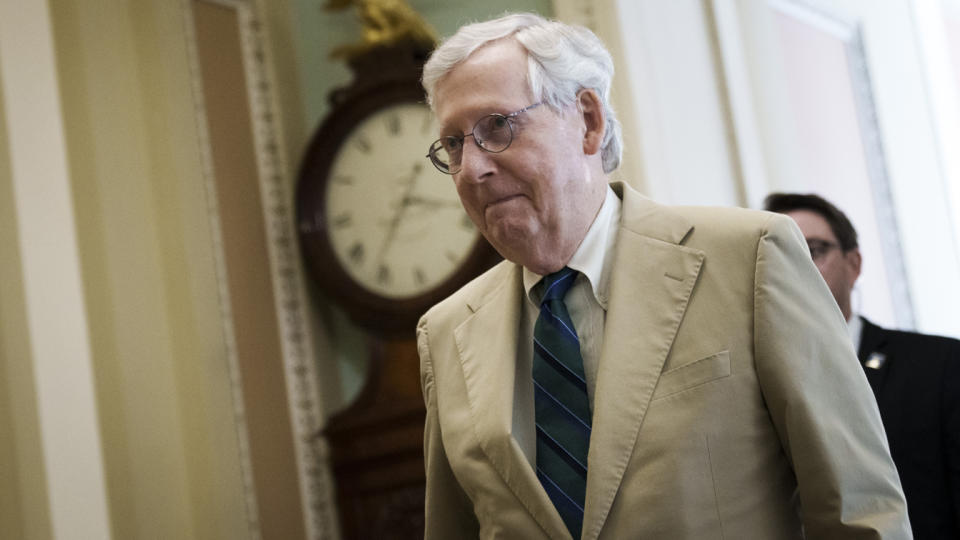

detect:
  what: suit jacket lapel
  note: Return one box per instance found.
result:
[451,183,705,540]
[857,316,892,397]
[582,183,704,540]
[454,264,571,539]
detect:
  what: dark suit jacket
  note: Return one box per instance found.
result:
[858,317,960,539]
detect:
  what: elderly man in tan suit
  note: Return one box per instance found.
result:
[416,12,910,540]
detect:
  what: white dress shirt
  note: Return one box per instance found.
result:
[512,185,622,466]
[847,311,863,354]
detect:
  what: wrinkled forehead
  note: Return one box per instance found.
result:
[432,40,534,130]
[428,37,530,102]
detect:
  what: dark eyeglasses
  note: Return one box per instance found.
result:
[426,102,542,175]
[807,239,842,261]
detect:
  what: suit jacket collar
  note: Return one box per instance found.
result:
[454,182,703,540]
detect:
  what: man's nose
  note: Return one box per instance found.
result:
[456,136,495,182]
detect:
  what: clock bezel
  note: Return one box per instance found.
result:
[296,78,500,335]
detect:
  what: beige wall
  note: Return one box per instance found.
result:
[1,0,111,536]
[0,0,263,538]
[0,55,53,540]
[55,0,256,535]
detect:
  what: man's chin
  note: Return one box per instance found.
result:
[485,222,540,265]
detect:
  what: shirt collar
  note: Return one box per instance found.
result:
[847,311,863,353]
[524,185,621,308]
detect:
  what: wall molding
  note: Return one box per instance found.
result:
[180,0,338,538]
[0,1,112,538]
[180,1,262,538]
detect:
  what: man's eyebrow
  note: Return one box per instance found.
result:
[438,127,460,138]
[438,122,466,137]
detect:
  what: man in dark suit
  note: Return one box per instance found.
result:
[766,192,960,539]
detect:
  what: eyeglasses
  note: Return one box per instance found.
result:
[807,239,842,262]
[426,102,543,175]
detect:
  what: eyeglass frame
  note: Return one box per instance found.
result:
[806,239,845,262]
[425,102,543,175]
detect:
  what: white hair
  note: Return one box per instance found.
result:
[422,13,623,173]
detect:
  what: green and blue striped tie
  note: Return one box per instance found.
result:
[533,267,591,539]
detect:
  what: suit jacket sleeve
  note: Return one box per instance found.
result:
[753,215,911,539]
[417,316,480,539]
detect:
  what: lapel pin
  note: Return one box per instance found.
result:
[864,352,887,370]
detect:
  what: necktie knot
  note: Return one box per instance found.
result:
[539,267,577,306]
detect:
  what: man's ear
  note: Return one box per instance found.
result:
[845,248,862,284]
[577,89,605,156]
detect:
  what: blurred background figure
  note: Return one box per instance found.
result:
[766,192,960,540]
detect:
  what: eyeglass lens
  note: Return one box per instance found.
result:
[807,240,839,261]
[429,114,514,174]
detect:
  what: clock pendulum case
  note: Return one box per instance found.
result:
[295,3,499,538]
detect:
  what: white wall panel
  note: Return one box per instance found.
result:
[0,1,112,538]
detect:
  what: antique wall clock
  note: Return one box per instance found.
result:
[296,3,500,539]
[296,39,499,336]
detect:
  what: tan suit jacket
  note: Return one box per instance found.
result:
[417,182,910,539]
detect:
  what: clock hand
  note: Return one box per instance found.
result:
[376,163,423,265]
[386,164,424,212]
[392,162,422,187]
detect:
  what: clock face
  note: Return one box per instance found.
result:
[324,102,478,299]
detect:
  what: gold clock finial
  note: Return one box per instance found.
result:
[325,0,438,60]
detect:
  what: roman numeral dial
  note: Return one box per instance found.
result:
[323,102,478,300]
